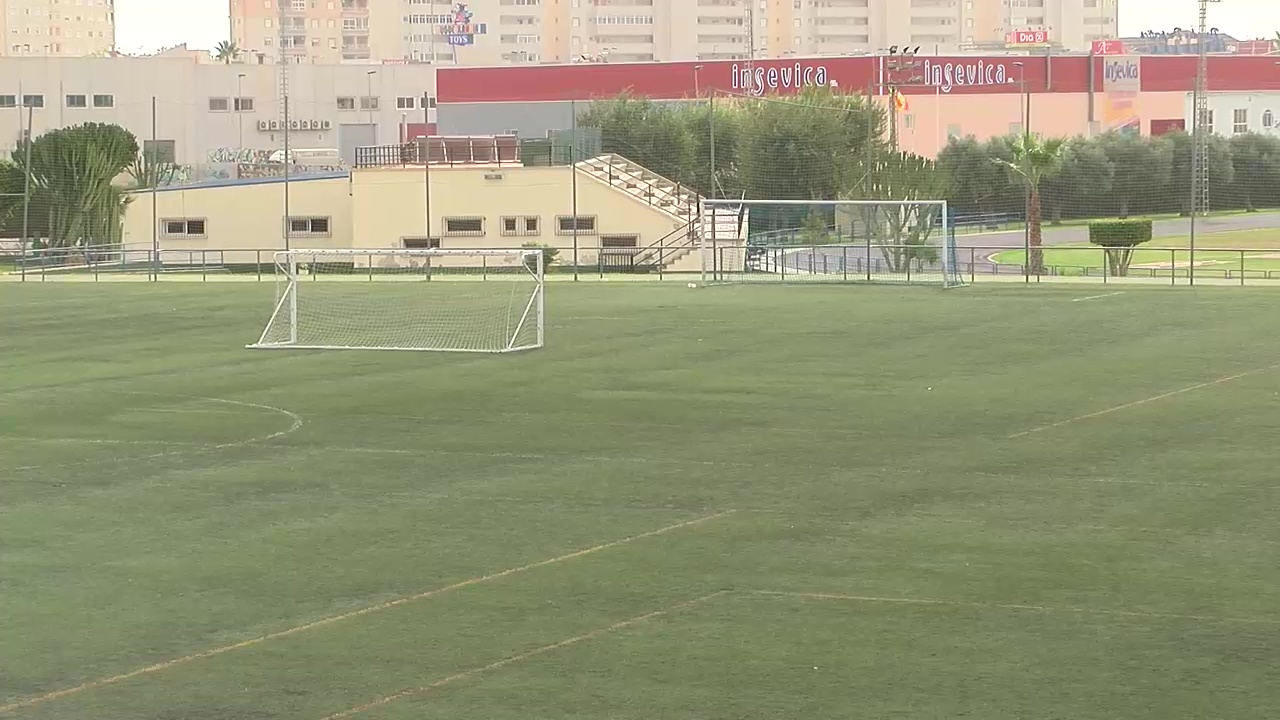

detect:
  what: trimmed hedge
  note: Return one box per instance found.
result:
[1088,218,1154,247]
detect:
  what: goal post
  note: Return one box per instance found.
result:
[699,199,963,288]
[247,248,545,352]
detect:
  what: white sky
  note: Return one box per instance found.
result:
[111,0,1280,54]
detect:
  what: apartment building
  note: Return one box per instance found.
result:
[230,0,1117,67]
[0,0,115,57]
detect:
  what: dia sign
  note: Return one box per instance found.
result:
[1005,30,1050,46]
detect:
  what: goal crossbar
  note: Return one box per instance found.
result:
[246,248,546,352]
[697,199,960,288]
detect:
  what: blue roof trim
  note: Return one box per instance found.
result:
[132,171,349,194]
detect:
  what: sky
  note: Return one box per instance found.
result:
[111,0,1280,54]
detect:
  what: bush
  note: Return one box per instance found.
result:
[1088,219,1153,277]
[521,242,559,268]
[1088,218,1153,247]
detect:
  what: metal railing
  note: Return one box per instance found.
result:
[6,244,1280,286]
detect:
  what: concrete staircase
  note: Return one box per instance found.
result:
[575,154,749,273]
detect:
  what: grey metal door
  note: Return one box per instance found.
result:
[339,123,377,165]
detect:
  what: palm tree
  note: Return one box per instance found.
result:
[995,134,1067,275]
[214,40,240,64]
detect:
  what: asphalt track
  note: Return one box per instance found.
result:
[957,210,1280,250]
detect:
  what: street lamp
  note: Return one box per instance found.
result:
[1012,61,1032,280]
[366,70,377,142]
[693,64,704,96]
[237,73,246,150]
[1011,61,1030,137]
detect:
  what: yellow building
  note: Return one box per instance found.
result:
[122,139,705,273]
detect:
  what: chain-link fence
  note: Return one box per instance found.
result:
[4,69,1279,285]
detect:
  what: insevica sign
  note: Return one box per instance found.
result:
[730,62,830,96]
[922,59,1011,93]
[1103,57,1141,92]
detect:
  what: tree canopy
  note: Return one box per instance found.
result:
[0,123,141,249]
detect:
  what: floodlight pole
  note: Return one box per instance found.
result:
[151,96,160,281]
[18,86,33,282]
[423,92,433,244]
[1189,0,1220,286]
[570,99,579,281]
[1014,62,1031,283]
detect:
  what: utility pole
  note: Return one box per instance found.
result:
[279,0,292,250]
[743,2,755,89]
[1189,0,1220,286]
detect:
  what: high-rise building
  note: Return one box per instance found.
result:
[0,0,116,57]
[229,0,1119,66]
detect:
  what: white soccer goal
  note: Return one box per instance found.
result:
[247,248,545,352]
[699,199,963,288]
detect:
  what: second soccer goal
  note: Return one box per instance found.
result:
[247,248,545,353]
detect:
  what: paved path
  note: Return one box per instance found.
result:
[957,211,1280,250]
[748,211,1280,284]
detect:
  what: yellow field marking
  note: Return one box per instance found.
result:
[319,591,730,719]
[753,590,1280,625]
[0,510,735,715]
[1008,363,1280,438]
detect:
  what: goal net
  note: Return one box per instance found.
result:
[700,199,963,288]
[247,249,545,352]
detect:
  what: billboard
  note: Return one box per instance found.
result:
[1103,56,1141,93]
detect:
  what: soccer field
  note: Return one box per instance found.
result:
[3,282,1279,719]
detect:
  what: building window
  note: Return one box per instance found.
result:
[402,236,441,249]
[143,140,177,164]
[234,97,254,112]
[359,96,379,111]
[209,97,230,112]
[396,96,416,109]
[600,234,638,250]
[337,96,356,110]
[21,95,44,108]
[444,216,484,236]
[902,114,915,130]
[1264,110,1275,129]
[65,94,88,108]
[286,216,331,237]
[161,218,207,239]
[556,215,597,234]
[1233,108,1248,134]
[92,94,114,108]
[0,95,15,109]
[500,216,540,236]
[1199,109,1214,135]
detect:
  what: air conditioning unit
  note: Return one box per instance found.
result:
[297,119,309,130]
[289,119,301,130]
[268,119,281,131]
[257,120,269,131]
[321,120,332,130]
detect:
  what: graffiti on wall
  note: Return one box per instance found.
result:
[207,147,274,164]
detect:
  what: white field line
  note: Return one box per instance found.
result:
[752,590,1280,626]
[1072,291,1125,302]
[318,590,730,720]
[5,394,303,472]
[0,511,735,715]
[1008,363,1280,439]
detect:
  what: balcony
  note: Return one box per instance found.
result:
[355,135,522,169]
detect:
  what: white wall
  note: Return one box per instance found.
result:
[0,57,439,163]
[1185,92,1280,137]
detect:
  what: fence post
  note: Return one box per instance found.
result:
[865,230,872,283]
[843,246,848,282]
[1240,250,1246,287]
[257,250,263,282]
[1170,248,1175,286]
[202,250,207,282]
[1102,247,1108,284]
[369,252,373,281]
[969,247,976,284]
[905,247,911,284]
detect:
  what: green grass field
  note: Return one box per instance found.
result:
[3,282,1279,720]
